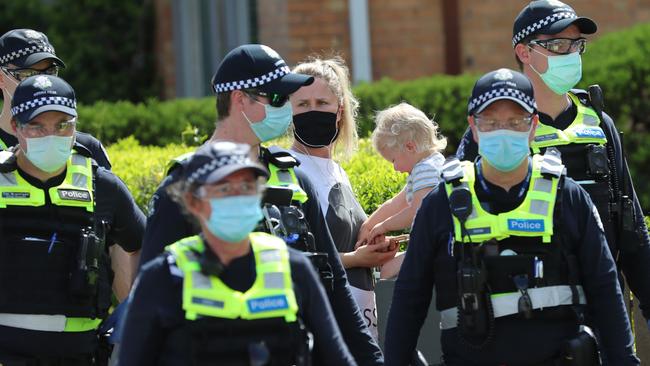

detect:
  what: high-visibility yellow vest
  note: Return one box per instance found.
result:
[167,232,299,322]
[531,92,607,154]
[0,153,94,211]
[444,154,562,244]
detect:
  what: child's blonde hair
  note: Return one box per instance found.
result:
[293,55,359,160]
[372,102,447,154]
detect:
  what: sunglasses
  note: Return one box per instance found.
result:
[1,64,59,82]
[243,89,289,108]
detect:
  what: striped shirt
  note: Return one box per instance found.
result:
[405,152,445,204]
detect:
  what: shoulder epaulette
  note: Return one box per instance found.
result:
[0,147,17,173]
[264,146,300,169]
[539,147,565,179]
[441,157,464,184]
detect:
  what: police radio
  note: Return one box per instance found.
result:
[449,185,494,346]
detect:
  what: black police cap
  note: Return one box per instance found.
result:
[468,68,537,116]
[512,0,597,47]
[0,29,65,68]
[211,44,313,96]
[183,141,269,187]
[11,75,77,125]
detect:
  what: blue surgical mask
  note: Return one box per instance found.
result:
[477,129,531,172]
[23,135,74,173]
[204,195,263,243]
[242,101,293,142]
[530,48,582,95]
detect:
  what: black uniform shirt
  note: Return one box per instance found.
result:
[0,128,112,170]
[456,96,650,321]
[0,161,145,357]
[384,163,639,365]
[140,147,383,366]
[119,245,356,366]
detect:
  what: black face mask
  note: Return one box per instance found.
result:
[293,110,339,148]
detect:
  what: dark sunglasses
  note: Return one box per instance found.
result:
[243,89,289,108]
[528,37,587,55]
[1,64,59,82]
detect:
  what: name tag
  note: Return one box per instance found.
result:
[508,219,545,232]
[2,192,30,199]
[247,295,288,313]
[58,189,91,202]
[467,227,491,236]
[534,133,559,142]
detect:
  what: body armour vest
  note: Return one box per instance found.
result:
[439,152,586,330]
[166,233,308,365]
[0,153,109,332]
[531,92,614,245]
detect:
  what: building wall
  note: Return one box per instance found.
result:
[155,0,650,98]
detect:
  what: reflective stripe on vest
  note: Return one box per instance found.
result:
[0,313,101,332]
[444,154,562,243]
[168,232,298,322]
[439,285,587,329]
[267,163,308,204]
[0,153,94,211]
[531,92,607,154]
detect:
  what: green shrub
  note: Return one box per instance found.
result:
[341,139,407,213]
[107,137,193,214]
[108,138,403,216]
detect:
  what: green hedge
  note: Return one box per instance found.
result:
[108,138,405,216]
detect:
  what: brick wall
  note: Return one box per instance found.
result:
[155,0,650,96]
[367,0,445,80]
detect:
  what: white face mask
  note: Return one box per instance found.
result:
[23,135,74,173]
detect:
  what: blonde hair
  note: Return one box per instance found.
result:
[292,56,359,160]
[372,102,447,154]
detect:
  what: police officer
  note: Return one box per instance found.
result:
[140,44,383,365]
[119,141,356,365]
[456,0,650,328]
[385,69,638,365]
[0,75,144,364]
[0,28,112,169]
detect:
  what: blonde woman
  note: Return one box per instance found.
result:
[290,56,396,340]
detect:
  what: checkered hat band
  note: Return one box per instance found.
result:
[214,65,291,93]
[0,44,55,65]
[512,12,577,47]
[469,88,535,113]
[11,96,76,117]
[187,154,248,185]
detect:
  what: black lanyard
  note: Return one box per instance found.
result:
[476,157,532,199]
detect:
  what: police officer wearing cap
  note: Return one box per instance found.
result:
[0,75,144,364]
[119,141,356,366]
[457,0,650,331]
[140,44,383,365]
[0,29,112,170]
[386,68,638,365]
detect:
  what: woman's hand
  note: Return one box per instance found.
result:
[347,240,398,268]
[355,220,373,249]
